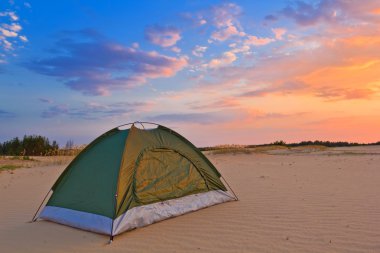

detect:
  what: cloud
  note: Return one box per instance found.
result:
[171,46,181,53]
[25,29,188,95]
[279,0,341,26]
[206,51,237,69]
[244,35,274,46]
[314,87,376,100]
[189,97,240,110]
[1,39,12,50]
[199,19,207,25]
[2,23,21,32]
[196,6,380,103]
[239,81,306,97]
[0,6,28,62]
[146,110,242,124]
[183,2,246,42]
[0,11,18,21]
[41,105,68,118]
[41,101,149,119]
[211,24,245,41]
[209,2,245,42]
[250,110,308,120]
[19,35,27,42]
[38,98,53,103]
[0,27,18,37]
[269,0,380,27]
[8,11,18,21]
[192,45,207,57]
[264,14,278,22]
[272,28,287,40]
[0,109,15,118]
[145,25,181,47]
[211,2,242,28]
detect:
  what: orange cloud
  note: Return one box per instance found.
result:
[299,59,380,100]
[372,8,380,15]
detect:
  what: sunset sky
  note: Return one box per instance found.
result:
[1,0,380,146]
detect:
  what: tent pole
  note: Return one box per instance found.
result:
[221,176,239,201]
[108,193,118,244]
[136,121,145,129]
[31,189,52,222]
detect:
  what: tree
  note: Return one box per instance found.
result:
[272,140,286,146]
[0,135,60,156]
[65,140,74,149]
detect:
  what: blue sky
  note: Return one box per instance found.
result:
[1,0,380,146]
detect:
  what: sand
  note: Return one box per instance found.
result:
[1,146,380,252]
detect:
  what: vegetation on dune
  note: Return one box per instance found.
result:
[1,134,379,157]
[0,164,22,171]
[207,145,253,155]
[200,140,380,154]
[0,135,59,156]
[0,136,85,156]
[285,140,380,147]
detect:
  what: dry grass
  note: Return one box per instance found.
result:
[210,147,253,155]
[0,164,22,172]
[253,145,289,152]
[0,156,74,173]
[208,145,330,155]
[290,145,328,152]
[209,144,290,155]
[207,144,252,155]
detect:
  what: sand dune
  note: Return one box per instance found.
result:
[1,146,379,252]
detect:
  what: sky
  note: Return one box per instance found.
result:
[1,0,380,147]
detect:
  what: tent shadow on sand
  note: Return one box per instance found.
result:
[31,122,238,242]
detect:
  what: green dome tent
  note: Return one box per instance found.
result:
[32,122,237,240]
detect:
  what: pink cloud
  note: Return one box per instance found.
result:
[272,28,287,40]
[206,51,237,69]
[244,35,274,46]
[145,25,181,47]
[211,24,245,41]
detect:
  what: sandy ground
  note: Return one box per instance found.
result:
[1,146,379,252]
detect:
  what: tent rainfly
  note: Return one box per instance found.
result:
[32,122,237,241]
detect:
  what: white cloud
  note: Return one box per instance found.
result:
[0,27,18,37]
[19,35,28,42]
[3,39,12,50]
[192,45,207,57]
[2,23,22,32]
[0,8,28,59]
[8,11,18,21]
[199,19,207,25]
